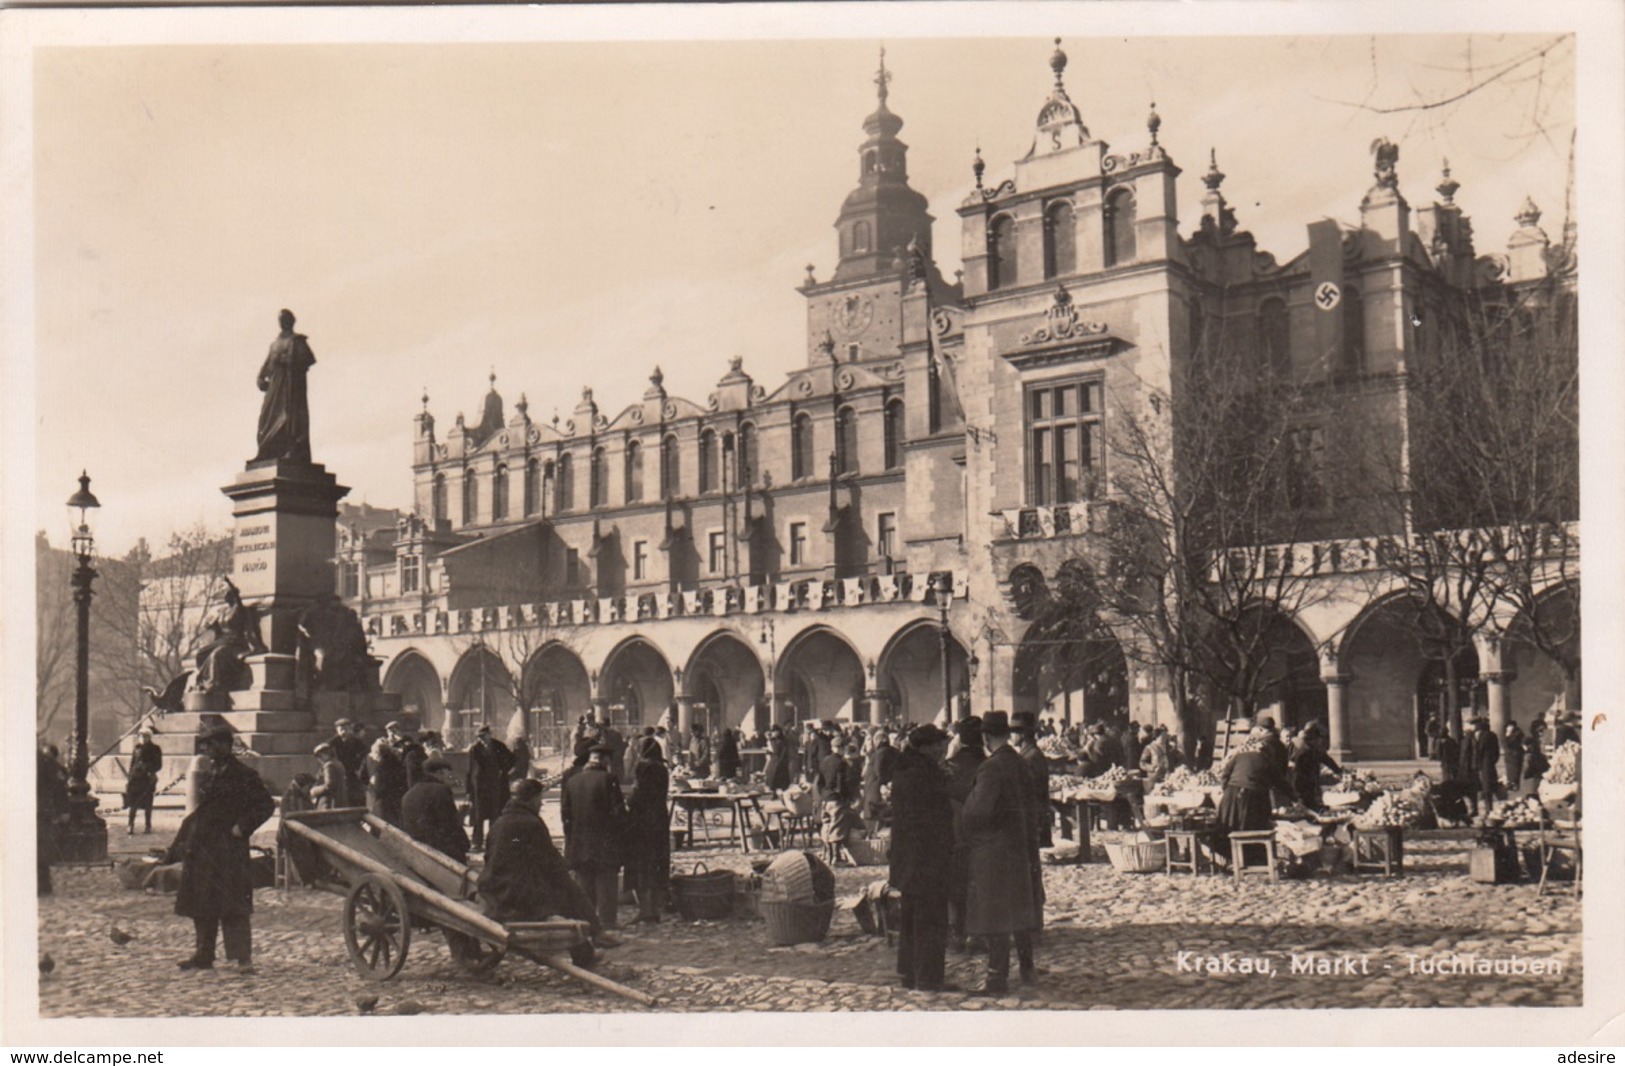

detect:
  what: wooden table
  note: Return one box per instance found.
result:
[669,790,772,853]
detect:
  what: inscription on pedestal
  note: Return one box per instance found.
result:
[235,522,276,578]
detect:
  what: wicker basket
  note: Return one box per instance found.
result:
[760,850,836,904]
[670,862,736,921]
[1103,838,1168,873]
[762,898,836,945]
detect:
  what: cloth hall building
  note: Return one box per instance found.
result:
[341,44,1579,762]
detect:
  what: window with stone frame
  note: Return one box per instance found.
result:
[625,439,644,503]
[661,434,681,499]
[1026,379,1104,506]
[1342,285,1366,376]
[524,458,541,516]
[988,214,1017,290]
[1259,297,1291,376]
[590,446,608,508]
[1044,200,1076,278]
[789,521,809,567]
[492,463,509,521]
[341,560,360,599]
[877,512,897,559]
[708,530,727,575]
[835,405,859,475]
[884,399,905,469]
[400,554,420,594]
[462,468,478,526]
[737,422,758,487]
[555,453,573,514]
[565,546,582,589]
[432,473,447,525]
[792,412,814,480]
[633,539,649,582]
[699,429,720,493]
[1104,188,1137,267]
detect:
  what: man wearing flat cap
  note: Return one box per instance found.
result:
[961,711,1042,995]
[944,715,985,952]
[560,742,627,934]
[466,723,513,851]
[166,725,276,973]
[310,742,349,810]
[890,723,957,992]
[403,756,470,864]
[327,719,367,804]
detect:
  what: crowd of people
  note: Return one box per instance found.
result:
[44,698,1580,991]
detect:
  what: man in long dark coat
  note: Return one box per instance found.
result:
[478,778,601,967]
[366,737,408,827]
[328,719,368,804]
[944,715,985,951]
[124,728,164,835]
[37,744,68,896]
[961,712,1042,995]
[889,723,957,992]
[167,726,276,973]
[1012,712,1052,849]
[255,308,316,463]
[1464,716,1502,820]
[560,743,626,933]
[625,737,672,923]
[466,724,513,850]
[402,757,470,864]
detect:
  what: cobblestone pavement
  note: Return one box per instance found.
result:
[36,811,1580,1017]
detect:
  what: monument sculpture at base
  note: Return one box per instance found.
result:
[150,310,402,789]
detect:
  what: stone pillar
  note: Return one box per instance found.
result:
[1484,671,1514,738]
[865,690,893,727]
[1323,675,1352,762]
[675,696,694,740]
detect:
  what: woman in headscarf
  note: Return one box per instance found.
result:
[1215,733,1297,848]
[763,726,792,793]
[625,737,672,923]
[1288,721,1341,810]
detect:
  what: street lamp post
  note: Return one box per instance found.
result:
[63,471,108,862]
[935,572,955,721]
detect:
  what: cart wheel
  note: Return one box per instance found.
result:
[344,874,412,982]
[444,929,505,975]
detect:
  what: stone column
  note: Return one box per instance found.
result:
[1483,671,1514,737]
[675,696,695,740]
[1323,675,1352,762]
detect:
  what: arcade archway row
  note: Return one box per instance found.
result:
[381,621,975,743]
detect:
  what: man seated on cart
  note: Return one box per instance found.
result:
[477,777,605,967]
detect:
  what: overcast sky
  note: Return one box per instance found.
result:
[22,18,1579,556]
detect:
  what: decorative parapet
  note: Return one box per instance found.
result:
[362,569,970,638]
[993,503,1097,541]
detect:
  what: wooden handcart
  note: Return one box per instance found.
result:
[280,808,655,1005]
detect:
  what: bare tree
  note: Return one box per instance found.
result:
[36,533,77,737]
[1068,325,1367,760]
[1356,278,1579,731]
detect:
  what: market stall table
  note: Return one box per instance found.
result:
[669,789,773,853]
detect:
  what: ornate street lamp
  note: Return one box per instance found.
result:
[935,571,955,720]
[62,471,108,862]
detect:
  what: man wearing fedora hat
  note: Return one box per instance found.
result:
[944,715,985,952]
[1011,712,1052,849]
[166,724,275,973]
[466,723,514,851]
[889,723,957,992]
[561,742,627,936]
[402,757,470,864]
[961,711,1042,995]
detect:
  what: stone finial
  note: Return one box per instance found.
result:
[1371,137,1399,190]
[1050,37,1067,88]
[516,393,529,418]
[1203,148,1225,192]
[972,145,985,190]
[819,330,837,362]
[650,365,665,389]
[728,354,744,374]
[804,264,817,287]
[1436,159,1460,205]
[421,388,430,412]
[1515,196,1542,228]
[1147,101,1161,147]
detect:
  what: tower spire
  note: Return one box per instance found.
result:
[875,46,891,107]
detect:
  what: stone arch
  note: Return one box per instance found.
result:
[1233,602,1324,731]
[1340,593,1481,759]
[1506,581,1581,721]
[599,636,673,731]
[875,619,971,726]
[1011,617,1127,727]
[445,645,516,748]
[685,631,768,736]
[521,642,593,749]
[775,624,866,727]
[382,649,445,735]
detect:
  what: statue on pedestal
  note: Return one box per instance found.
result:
[255,309,316,464]
[192,579,266,693]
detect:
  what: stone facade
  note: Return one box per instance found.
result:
[345,43,1578,761]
